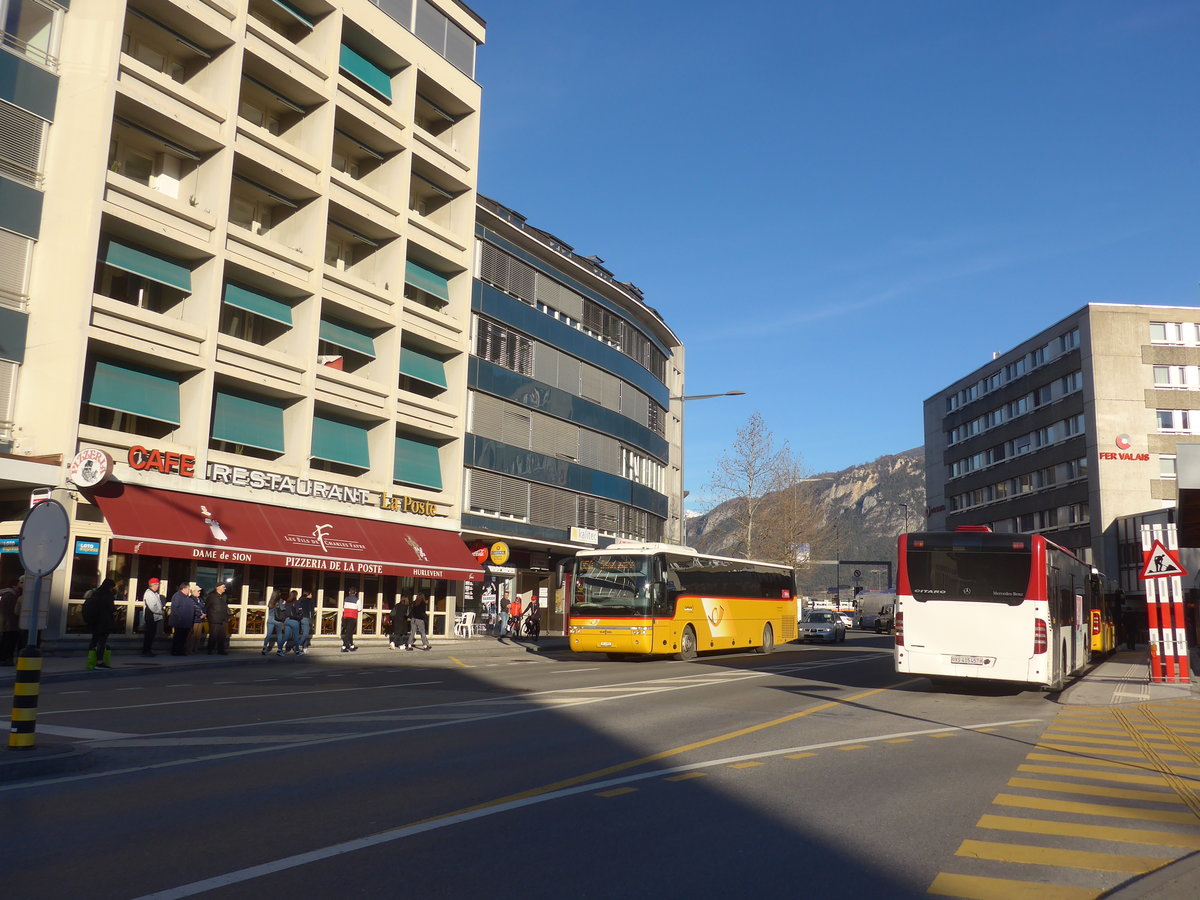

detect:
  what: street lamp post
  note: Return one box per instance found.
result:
[672,390,745,544]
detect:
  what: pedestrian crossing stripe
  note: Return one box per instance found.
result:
[976,814,1200,849]
[929,872,1102,900]
[954,839,1169,874]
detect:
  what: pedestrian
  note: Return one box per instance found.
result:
[262,589,286,655]
[205,582,230,655]
[83,577,117,669]
[508,593,522,637]
[389,596,410,649]
[340,588,360,653]
[141,577,164,657]
[523,594,541,644]
[1122,605,1141,650]
[297,589,315,653]
[169,582,195,655]
[189,583,207,653]
[0,576,23,666]
[496,588,510,638]
[280,591,304,656]
[406,592,431,651]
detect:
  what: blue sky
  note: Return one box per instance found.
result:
[469,1,1200,509]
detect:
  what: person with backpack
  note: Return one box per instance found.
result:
[296,589,316,653]
[522,594,541,644]
[279,591,303,656]
[83,578,118,669]
[262,589,286,655]
[340,588,360,653]
[405,593,431,651]
[388,596,410,650]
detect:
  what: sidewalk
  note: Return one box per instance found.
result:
[1061,647,1200,900]
[0,633,567,688]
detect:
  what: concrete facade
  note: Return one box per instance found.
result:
[925,303,1200,585]
[0,0,490,643]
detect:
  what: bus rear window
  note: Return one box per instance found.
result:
[906,549,1029,603]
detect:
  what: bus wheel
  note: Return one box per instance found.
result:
[755,623,775,654]
[675,626,697,661]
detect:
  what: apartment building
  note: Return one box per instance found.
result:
[461,196,684,634]
[925,302,1200,594]
[0,0,489,643]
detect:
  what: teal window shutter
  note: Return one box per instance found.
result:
[102,239,192,292]
[212,391,286,453]
[404,259,450,302]
[312,414,370,469]
[339,44,392,101]
[394,434,442,490]
[399,346,447,389]
[87,359,181,425]
[318,317,376,358]
[223,283,293,326]
[271,0,313,28]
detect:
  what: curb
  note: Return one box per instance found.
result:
[0,741,89,783]
[1101,849,1200,900]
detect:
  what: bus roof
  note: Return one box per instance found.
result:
[574,541,793,573]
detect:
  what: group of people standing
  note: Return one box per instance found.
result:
[164,581,232,657]
[387,593,431,651]
[261,589,316,656]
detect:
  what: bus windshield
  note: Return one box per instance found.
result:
[574,555,653,616]
[906,545,1030,603]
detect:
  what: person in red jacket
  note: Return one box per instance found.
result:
[340,588,360,653]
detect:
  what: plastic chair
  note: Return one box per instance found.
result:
[454,611,475,638]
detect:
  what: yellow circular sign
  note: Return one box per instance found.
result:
[490,542,510,565]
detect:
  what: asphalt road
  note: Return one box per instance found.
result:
[3,634,1195,900]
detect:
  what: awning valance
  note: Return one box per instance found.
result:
[88,484,483,581]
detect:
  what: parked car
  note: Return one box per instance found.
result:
[798,610,846,643]
[858,606,895,633]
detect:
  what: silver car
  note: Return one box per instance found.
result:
[797,610,846,643]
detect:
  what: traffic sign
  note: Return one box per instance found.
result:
[1139,539,1187,580]
[18,499,70,577]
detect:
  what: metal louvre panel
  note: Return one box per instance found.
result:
[580,363,603,402]
[597,498,620,533]
[478,240,510,288]
[532,342,558,385]
[507,256,537,304]
[529,410,557,457]
[0,229,33,306]
[514,334,533,375]
[556,353,580,394]
[501,407,531,448]
[601,371,621,411]
[499,475,529,518]
[470,392,505,440]
[553,416,579,459]
[0,359,16,439]
[469,470,502,513]
[528,482,554,526]
[536,272,585,321]
[623,387,649,424]
[582,298,604,333]
[552,488,577,529]
[0,101,45,187]
[578,430,619,473]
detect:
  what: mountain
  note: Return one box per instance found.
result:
[686,447,926,598]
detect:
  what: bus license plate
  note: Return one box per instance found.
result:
[951,655,987,666]
[599,641,612,647]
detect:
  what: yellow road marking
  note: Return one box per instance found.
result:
[1046,724,1132,736]
[955,839,1168,874]
[1024,752,1180,772]
[596,787,636,798]
[410,679,923,824]
[1037,743,1196,764]
[1040,733,1175,749]
[976,814,1200,848]
[837,744,869,751]
[729,761,763,769]
[993,793,1200,825]
[665,772,707,782]
[786,752,818,759]
[928,872,1100,899]
[885,738,914,744]
[1016,764,1173,787]
[447,656,469,668]
[929,733,956,739]
[1006,777,1184,804]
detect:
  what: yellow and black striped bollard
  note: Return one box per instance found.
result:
[9,647,43,750]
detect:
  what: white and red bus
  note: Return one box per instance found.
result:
[895,527,1102,689]
[562,542,797,660]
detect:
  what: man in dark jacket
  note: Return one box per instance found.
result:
[205,583,231,655]
[170,583,196,656]
[83,578,118,669]
[296,589,316,653]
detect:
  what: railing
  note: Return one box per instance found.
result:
[1,33,58,72]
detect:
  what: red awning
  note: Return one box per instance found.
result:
[88,484,483,581]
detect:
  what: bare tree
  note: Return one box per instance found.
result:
[705,412,825,563]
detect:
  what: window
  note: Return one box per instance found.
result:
[414,0,475,77]
[0,100,46,188]
[475,319,532,376]
[1160,455,1177,479]
[1150,322,1182,344]
[94,238,191,315]
[1059,328,1080,352]
[2,0,60,67]
[81,357,181,439]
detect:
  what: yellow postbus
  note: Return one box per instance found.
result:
[562,542,797,660]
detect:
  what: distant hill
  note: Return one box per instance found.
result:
[686,447,926,599]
